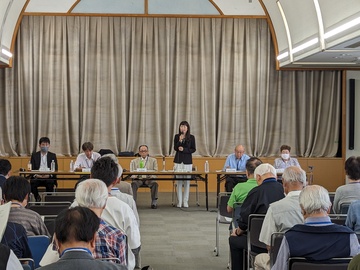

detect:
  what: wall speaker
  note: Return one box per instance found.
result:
[349,79,355,150]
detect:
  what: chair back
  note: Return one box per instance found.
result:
[29,202,71,216]
[44,195,75,203]
[217,192,232,222]
[329,214,347,226]
[340,203,351,214]
[289,257,351,270]
[270,232,284,267]
[19,258,35,270]
[28,235,50,268]
[247,214,266,267]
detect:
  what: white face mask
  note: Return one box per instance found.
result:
[281,153,290,160]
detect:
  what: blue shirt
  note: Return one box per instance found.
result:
[223,153,250,171]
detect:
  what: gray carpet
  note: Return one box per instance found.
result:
[136,192,230,270]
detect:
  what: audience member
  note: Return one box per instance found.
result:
[333,156,360,213]
[30,137,58,202]
[0,242,22,270]
[346,200,360,232]
[103,153,133,196]
[37,206,126,270]
[173,120,196,208]
[254,166,306,270]
[84,157,141,270]
[0,159,11,202]
[227,157,262,213]
[75,179,127,265]
[223,145,250,192]
[74,142,101,171]
[273,145,300,171]
[348,254,360,270]
[1,222,32,259]
[3,176,49,237]
[272,185,359,270]
[229,163,285,270]
[130,145,159,209]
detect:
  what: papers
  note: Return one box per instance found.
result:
[0,202,11,240]
[225,168,237,172]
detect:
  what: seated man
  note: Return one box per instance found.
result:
[30,137,58,202]
[37,206,126,270]
[333,156,360,213]
[346,200,360,232]
[0,159,11,202]
[223,145,250,192]
[78,157,141,270]
[0,243,22,270]
[74,142,101,171]
[75,179,127,265]
[229,164,285,270]
[3,176,49,237]
[254,166,306,270]
[130,145,159,209]
[272,185,360,270]
[227,157,262,213]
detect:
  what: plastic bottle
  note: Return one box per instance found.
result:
[51,160,55,172]
[27,160,32,171]
[70,160,74,172]
[139,159,144,169]
[204,160,209,173]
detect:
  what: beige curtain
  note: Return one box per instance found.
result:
[0,16,341,157]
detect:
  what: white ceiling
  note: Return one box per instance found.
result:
[1,0,360,69]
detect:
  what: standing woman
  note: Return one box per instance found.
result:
[173,121,196,208]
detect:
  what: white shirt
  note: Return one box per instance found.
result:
[74,152,101,168]
[110,188,140,226]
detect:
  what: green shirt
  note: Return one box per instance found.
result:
[227,179,258,208]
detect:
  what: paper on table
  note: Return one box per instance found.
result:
[0,202,11,240]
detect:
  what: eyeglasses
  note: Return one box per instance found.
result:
[139,150,148,153]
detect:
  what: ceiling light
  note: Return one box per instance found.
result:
[324,17,360,39]
[1,48,12,58]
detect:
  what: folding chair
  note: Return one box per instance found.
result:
[340,202,351,214]
[329,214,347,225]
[28,202,71,216]
[288,257,351,270]
[28,235,50,268]
[214,192,232,257]
[19,258,35,270]
[247,214,266,270]
[269,232,284,267]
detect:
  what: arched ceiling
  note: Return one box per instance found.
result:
[1,0,360,69]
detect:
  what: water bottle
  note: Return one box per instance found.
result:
[70,160,74,172]
[204,160,209,173]
[51,160,55,172]
[27,160,32,171]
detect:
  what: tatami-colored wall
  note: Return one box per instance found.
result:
[8,156,344,192]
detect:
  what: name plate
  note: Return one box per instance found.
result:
[136,168,147,172]
[225,168,237,172]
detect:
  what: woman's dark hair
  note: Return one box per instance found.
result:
[280,145,291,152]
[3,176,31,202]
[55,206,100,244]
[345,156,360,180]
[178,121,191,140]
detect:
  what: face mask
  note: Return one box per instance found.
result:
[281,153,290,160]
[41,146,49,153]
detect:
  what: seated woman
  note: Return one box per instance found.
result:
[274,144,300,171]
[333,156,360,214]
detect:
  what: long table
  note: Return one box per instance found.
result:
[122,170,209,210]
[19,170,210,210]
